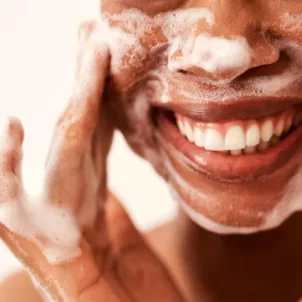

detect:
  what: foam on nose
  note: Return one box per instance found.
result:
[168,34,252,82]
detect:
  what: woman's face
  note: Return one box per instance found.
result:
[100,0,302,234]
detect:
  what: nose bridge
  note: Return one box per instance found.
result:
[209,0,259,37]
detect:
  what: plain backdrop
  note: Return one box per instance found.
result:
[0,0,176,281]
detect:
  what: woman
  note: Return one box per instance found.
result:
[0,1,302,301]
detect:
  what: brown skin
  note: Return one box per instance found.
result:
[1,1,302,301]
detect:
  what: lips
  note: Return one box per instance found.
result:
[175,107,302,155]
[152,96,302,122]
[155,100,302,182]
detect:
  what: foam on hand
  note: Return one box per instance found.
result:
[0,192,81,264]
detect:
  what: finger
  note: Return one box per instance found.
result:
[106,193,184,302]
[0,117,23,177]
[77,20,96,50]
[55,34,109,150]
[1,231,100,302]
[44,28,110,216]
[76,20,97,75]
[0,119,100,301]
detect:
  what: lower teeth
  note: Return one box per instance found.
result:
[222,134,286,156]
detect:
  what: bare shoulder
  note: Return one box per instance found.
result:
[0,271,43,302]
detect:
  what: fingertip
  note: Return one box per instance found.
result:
[6,117,24,145]
[78,20,95,45]
[0,116,24,173]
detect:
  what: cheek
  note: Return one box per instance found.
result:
[100,12,168,90]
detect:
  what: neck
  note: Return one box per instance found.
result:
[170,210,302,301]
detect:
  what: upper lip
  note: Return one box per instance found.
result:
[152,97,302,123]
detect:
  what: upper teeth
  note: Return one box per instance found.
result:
[176,109,300,154]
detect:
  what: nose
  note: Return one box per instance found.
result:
[168,1,280,83]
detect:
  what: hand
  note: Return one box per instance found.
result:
[0,21,184,302]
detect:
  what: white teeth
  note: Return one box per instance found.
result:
[244,146,256,154]
[284,116,293,132]
[225,126,245,150]
[246,124,260,147]
[177,119,185,135]
[194,128,204,147]
[175,109,300,154]
[230,149,242,156]
[261,120,274,142]
[184,122,194,142]
[274,119,284,137]
[204,129,225,151]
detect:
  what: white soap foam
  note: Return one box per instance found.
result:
[168,34,252,83]
[262,165,302,230]
[0,193,82,264]
[96,10,153,75]
[99,7,302,105]
[166,153,302,235]
[145,36,302,106]
[95,8,215,77]
[147,69,171,103]
[251,40,302,96]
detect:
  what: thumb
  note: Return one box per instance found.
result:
[105,193,185,302]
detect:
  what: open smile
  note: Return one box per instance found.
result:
[156,98,302,182]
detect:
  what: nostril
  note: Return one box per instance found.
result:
[178,69,188,75]
[237,51,290,81]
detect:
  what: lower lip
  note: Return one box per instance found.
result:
[156,112,302,182]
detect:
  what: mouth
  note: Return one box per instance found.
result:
[155,99,302,182]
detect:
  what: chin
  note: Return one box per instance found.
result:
[153,109,302,235]
[108,63,302,237]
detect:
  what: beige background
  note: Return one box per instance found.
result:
[0,0,176,281]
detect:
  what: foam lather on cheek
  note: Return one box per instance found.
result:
[97,10,152,75]
[280,12,302,33]
[96,8,215,76]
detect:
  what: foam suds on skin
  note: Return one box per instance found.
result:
[0,194,82,264]
[168,34,252,83]
[96,10,154,75]
[166,154,302,235]
[280,12,302,33]
[96,7,302,236]
[97,8,215,77]
[101,8,301,114]
[0,117,83,265]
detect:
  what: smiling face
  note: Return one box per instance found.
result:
[100,0,302,234]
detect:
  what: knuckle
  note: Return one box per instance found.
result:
[0,148,21,172]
